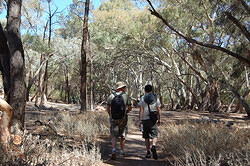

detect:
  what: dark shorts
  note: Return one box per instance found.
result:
[142,119,158,139]
[110,117,128,138]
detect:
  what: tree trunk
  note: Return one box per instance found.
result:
[80,0,90,112]
[6,0,26,128]
[89,57,94,110]
[40,61,48,106]
[199,80,221,112]
[26,68,33,101]
[208,80,221,112]
[64,66,70,103]
[35,19,48,106]
[35,55,45,107]
[231,88,250,116]
[0,23,11,102]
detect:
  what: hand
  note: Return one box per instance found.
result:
[138,120,142,126]
[157,120,161,126]
[139,121,143,131]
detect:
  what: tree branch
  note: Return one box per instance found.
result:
[225,11,250,42]
[239,0,250,15]
[146,0,250,66]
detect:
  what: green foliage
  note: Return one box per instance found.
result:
[18,0,250,109]
[23,34,52,54]
[99,0,135,11]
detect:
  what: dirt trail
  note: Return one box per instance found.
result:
[24,101,250,166]
[98,108,250,166]
[99,109,167,166]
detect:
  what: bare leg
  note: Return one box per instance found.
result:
[151,138,158,160]
[111,136,117,160]
[145,138,150,151]
[111,136,116,150]
[152,137,157,146]
[120,136,125,151]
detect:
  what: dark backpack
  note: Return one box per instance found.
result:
[111,93,126,120]
[144,93,158,123]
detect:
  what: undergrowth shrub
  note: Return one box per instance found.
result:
[161,122,250,165]
[0,112,109,166]
[0,132,102,166]
[55,111,109,142]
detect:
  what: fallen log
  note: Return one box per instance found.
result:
[0,98,13,149]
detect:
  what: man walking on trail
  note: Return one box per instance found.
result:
[139,84,161,160]
[106,81,132,160]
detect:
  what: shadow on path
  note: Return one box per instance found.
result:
[99,109,167,166]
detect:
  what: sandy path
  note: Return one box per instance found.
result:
[99,109,167,166]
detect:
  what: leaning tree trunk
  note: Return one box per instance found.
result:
[6,0,26,128]
[0,23,11,102]
[80,0,90,112]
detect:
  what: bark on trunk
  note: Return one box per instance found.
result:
[6,0,26,128]
[64,66,70,103]
[80,0,90,112]
[0,23,11,102]
[200,80,221,112]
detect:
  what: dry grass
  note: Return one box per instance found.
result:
[0,111,110,166]
[55,112,110,141]
[1,133,102,166]
[160,122,250,165]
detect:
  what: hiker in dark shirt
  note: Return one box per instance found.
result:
[106,81,132,160]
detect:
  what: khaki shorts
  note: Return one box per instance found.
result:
[110,117,128,138]
[142,119,158,139]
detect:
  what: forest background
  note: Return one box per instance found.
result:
[0,0,249,165]
[0,0,249,114]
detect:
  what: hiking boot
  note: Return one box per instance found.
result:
[151,146,158,160]
[145,150,151,158]
[111,149,116,160]
[120,150,125,157]
[111,153,116,160]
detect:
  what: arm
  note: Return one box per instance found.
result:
[156,106,161,125]
[139,106,144,122]
[126,95,132,113]
[106,105,111,116]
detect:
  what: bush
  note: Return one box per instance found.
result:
[55,111,110,142]
[0,133,102,166]
[160,122,250,165]
[0,112,109,166]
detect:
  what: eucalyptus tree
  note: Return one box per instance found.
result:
[8,0,26,127]
[146,0,250,65]
[91,0,173,104]
[0,22,10,101]
[51,37,81,103]
[79,0,90,112]
[23,0,63,107]
[145,0,250,114]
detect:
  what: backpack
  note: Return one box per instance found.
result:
[111,93,126,120]
[144,93,158,123]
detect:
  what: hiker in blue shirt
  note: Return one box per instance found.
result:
[139,84,161,160]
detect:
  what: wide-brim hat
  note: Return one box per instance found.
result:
[115,81,127,90]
